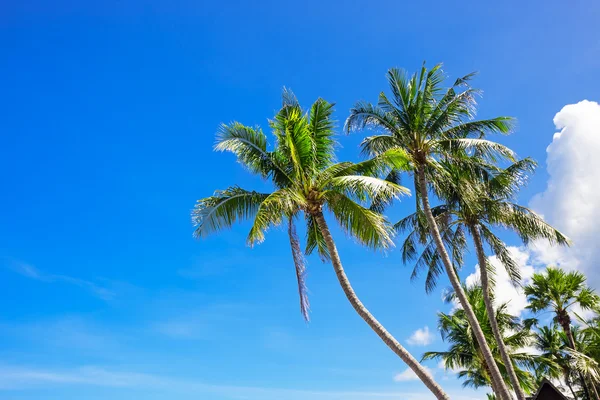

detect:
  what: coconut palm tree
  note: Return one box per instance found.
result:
[525,268,599,352]
[192,89,450,400]
[525,267,600,399]
[423,285,537,394]
[397,157,569,400]
[533,325,579,399]
[346,63,516,400]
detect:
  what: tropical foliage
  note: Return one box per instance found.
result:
[192,64,600,400]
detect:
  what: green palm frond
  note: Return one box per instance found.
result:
[441,117,515,139]
[288,216,310,321]
[435,138,516,163]
[215,123,292,186]
[247,188,304,245]
[491,203,570,246]
[324,191,394,249]
[308,98,336,170]
[305,214,330,261]
[328,175,410,205]
[479,224,521,286]
[192,186,269,238]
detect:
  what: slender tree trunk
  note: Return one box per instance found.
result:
[416,166,513,400]
[565,376,578,400]
[313,212,450,400]
[470,224,526,400]
[589,381,599,400]
[561,318,595,400]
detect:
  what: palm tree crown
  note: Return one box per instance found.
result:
[193,89,409,320]
[424,285,537,393]
[346,62,518,400]
[525,267,600,335]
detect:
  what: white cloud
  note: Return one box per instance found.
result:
[465,246,535,317]
[407,326,435,346]
[3,258,115,300]
[393,366,435,382]
[528,100,600,289]
[0,364,482,400]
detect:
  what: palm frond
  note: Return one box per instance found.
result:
[215,123,292,186]
[192,186,269,238]
[308,98,336,170]
[247,188,303,245]
[288,216,310,321]
[328,175,410,205]
[324,191,394,249]
[435,138,517,163]
[305,214,331,261]
[442,117,516,139]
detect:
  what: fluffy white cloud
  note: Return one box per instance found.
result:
[465,246,535,317]
[393,366,434,382]
[407,326,435,346]
[463,101,600,318]
[528,100,600,289]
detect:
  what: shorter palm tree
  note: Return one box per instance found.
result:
[533,325,579,399]
[525,267,600,399]
[423,285,537,394]
[525,268,599,351]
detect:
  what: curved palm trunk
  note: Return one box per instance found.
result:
[561,321,595,400]
[416,166,513,400]
[565,375,578,400]
[470,224,526,400]
[313,212,450,400]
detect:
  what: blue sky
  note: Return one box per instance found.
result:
[1,1,600,399]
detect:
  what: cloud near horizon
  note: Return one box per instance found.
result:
[0,364,481,400]
[4,259,115,300]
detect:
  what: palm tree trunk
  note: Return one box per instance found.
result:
[313,211,450,400]
[565,375,578,400]
[470,224,526,400]
[416,166,513,400]
[561,320,595,400]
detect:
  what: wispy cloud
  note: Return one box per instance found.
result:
[393,366,435,382]
[4,259,115,300]
[0,364,480,400]
[407,326,434,346]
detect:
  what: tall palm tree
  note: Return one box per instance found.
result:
[398,158,569,400]
[423,285,537,394]
[346,63,516,400]
[525,267,600,399]
[192,90,450,399]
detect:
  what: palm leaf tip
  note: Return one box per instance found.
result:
[288,217,310,321]
[192,187,268,239]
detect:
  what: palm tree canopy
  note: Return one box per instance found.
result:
[424,285,537,393]
[525,267,600,315]
[397,158,569,293]
[192,89,411,320]
[345,63,516,166]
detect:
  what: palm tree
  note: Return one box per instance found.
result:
[525,267,600,399]
[192,89,450,399]
[423,285,537,394]
[346,63,516,400]
[533,325,578,399]
[525,268,599,352]
[398,157,569,400]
